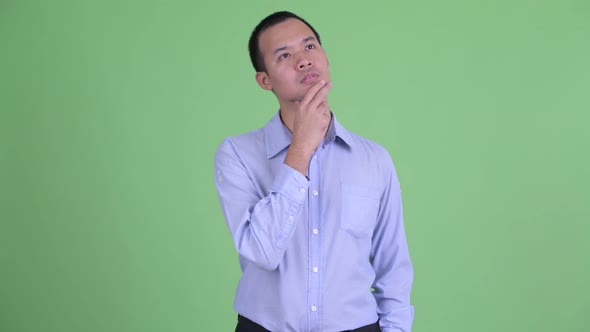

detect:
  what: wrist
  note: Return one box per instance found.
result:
[284,144,313,177]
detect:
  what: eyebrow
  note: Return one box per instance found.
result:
[273,36,318,55]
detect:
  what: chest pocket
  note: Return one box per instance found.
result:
[340,183,380,238]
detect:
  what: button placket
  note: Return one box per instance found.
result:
[308,151,321,329]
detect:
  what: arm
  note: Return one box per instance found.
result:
[214,139,309,271]
[371,155,414,332]
[214,80,332,271]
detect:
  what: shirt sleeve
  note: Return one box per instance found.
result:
[371,153,414,332]
[214,138,309,271]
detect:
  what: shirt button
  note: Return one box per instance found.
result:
[312,228,318,235]
[299,188,305,193]
[311,305,317,312]
[313,267,318,273]
[288,216,294,222]
[312,190,318,196]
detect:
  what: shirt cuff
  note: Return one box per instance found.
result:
[380,328,404,332]
[270,163,309,203]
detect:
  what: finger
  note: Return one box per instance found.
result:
[309,83,331,109]
[300,80,328,106]
[308,82,332,111]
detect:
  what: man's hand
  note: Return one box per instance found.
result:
[284,79,333,176]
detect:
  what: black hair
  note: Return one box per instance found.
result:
[248,11,322,72]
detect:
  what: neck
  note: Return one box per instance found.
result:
[278,103,297,133]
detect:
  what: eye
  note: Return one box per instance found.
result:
[279,53,290,60]
[305,44,315,50]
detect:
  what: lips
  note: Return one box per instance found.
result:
[300,71,320,84]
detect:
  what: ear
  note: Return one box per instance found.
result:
[255,72,273,91]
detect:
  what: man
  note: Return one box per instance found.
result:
[214,11,414,332]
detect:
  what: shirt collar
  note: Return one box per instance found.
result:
[264,111,354,159]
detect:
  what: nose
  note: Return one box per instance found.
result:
[297,56,312,70]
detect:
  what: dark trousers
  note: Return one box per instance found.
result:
[235,315,381,332]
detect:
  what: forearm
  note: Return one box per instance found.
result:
[283,141,313,177]
[373,238,414,332]
[215,139,309,270]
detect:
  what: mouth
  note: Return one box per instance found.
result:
[300,71,320,85]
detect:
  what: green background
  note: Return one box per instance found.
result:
[1,1,589,331]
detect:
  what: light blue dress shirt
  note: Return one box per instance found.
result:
[214,112,414,332]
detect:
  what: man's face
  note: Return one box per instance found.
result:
[256,18,330,105]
